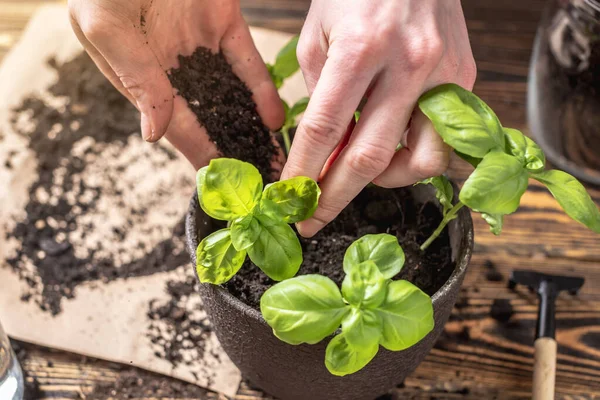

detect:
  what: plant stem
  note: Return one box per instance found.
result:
[281,127,291,156]
[420,201,465,251]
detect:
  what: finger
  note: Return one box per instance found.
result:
[296,82,415,237]
[281,47,376,182]
[221,17,285,131]
[77,12,174,142]
[297,11,328,95]
[164,97,220,170]
[318,118,355,181]
[373,109,450,188]
[69,12,136,106]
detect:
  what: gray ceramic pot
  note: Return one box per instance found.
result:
[186,185,474,400]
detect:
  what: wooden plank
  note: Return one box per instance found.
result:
[2,0,600,399]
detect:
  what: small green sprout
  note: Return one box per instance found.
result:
[260,234,434,376]
[196,158,320,284]
[417,84,600,250]
[266,36,300,90]
[266,35,309,155]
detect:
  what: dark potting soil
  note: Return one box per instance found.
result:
[226,185,455,309]
[483,259,504,282]
[12,339,211,400]
[86,368,210,400]
[146,273,216,380]
[490,298,514,322]
[169,47,279,183]
[5,53,191,315]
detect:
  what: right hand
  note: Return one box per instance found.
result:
[68,0,284,169]
[282,0,477,237]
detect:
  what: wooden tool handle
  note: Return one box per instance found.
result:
[533,337,557,400]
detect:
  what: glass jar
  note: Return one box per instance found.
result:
[0,322,24,400]
[528,0,600,185]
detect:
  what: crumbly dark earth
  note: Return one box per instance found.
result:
[226,185,455,309]
[146,273,216,382]
[5,53,190,315]
[4,53,219,371]
[168,47,279,183]
[11,339,211,399]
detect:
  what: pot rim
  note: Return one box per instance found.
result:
[185,186,474,325]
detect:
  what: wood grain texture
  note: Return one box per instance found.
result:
[2,0,600,399]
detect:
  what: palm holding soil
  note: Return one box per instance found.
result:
[68,0,284,169]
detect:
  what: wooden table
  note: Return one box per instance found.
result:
[2,0,599,399]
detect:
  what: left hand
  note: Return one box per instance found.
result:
[68,0,284,169]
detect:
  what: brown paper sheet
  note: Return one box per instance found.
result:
[0,5,307,397]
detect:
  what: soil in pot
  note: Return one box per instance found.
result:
[226,185,455,309]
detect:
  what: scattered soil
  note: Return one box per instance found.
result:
[11,339,214,400]
[86,369,209,400]
[5,53,191,315]
[226,185,455,309]
[169,47,278,182]
[146,273,216,381]
[484,259,504,282]
[490,298,514,322]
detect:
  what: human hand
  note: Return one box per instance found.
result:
[281,0,476,237]
[68,0,284,169]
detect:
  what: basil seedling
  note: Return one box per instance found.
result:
[196,158,320,284]
[261,234,434,376]
[266,36,299,90]
[417,84,600,250]
[266,35,309,154]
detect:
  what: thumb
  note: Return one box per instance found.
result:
[79,16,174,142]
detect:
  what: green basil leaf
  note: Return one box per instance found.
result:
[418,83,505,158]
[533,170,600,233]
[271,36,300,81]
[482,213,504,235]
[325,309,381,376]
[247,215,303,281]
[196,228,246,285]
[196,166,208,200]
[342,308,382,347]
[289,97,309,120]
[524,136,546,173]
[419,176,454,215]
[503,127,527,163]
[459,152,529,214]
[200,158,263,221]
[260,176,321,223]
[354,110,361,122]
[343,234,405,279]
[374,280,434,351]
[455,150,482,168]
[341,260,387,309]
[282,99,290,120]
[260,275,350,345]
[502,128,545,172]
[230,214,261,251]
[267,64,284,89]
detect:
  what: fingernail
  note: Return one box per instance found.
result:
[141,113,155,142]
[296,219,323,238]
